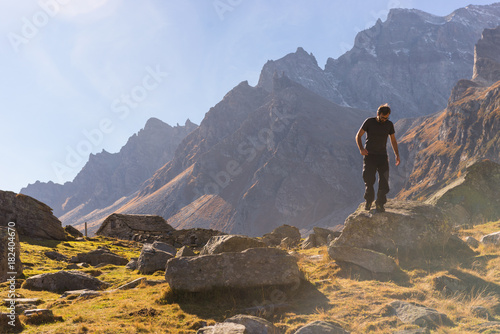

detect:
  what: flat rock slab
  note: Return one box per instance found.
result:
[198,322,246,333]
[328,246,399,273]
[165,247,300,292]
[3,298,42,306]
[388,300,453,329]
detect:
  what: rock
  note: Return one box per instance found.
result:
[224,314,278,334]
[465,236,480,248]
[472,27,500,85]
[137,243,175,275]
[433,275,468,295]
[70,247,128,266]
[96,213,174,240]
[0,191,66,240]
[3,298,42,307]
[443,234,476,258]
[197,322,246,333]
[388,300,453,328]
[151,241,176,254]
[176,246,195,257]
[23,309,63,325]
[59,289,102,299]
[280,237,296,249]
[481,231,500,245]
[64,225,83,238]
[44,251,69,262]
[117,277,146,290]
[313,227,341,246]
[332,201,451,258]
[433,269,500,296]
[0,227,23,282]
[125,258,138,270]
[301,234,316,249]
[262,225,301,247]
[23,270,110,293]
[328,245,399,273]
[201,235,266,255]
[294,320,350,333]
[471,306,491,318]
[165,247,301,292]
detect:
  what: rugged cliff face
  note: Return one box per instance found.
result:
[258,4,500,119]
[67,76,371,236]
[394,26,500,200]
[21,118,197,220]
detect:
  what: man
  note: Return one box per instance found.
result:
[355,103,400,212]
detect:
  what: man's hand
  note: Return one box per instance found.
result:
[360,148,369,156]
[395,154,400,166]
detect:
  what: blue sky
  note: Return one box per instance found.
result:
[0,0,497,193]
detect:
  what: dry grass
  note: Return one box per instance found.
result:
[2,221,500,333]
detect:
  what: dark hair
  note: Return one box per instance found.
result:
[377,103,391,115]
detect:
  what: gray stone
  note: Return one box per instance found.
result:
[151,241,176,255]
[433,275,468,295]
[64,225,83,238]
[70,247,128,266]
[262,225,301,247]
[224,314,278,334]
[3,298,42,307]
[328,245,399,273]
[388,301,453,328]
[137,243,174,274]
[23,270,110,293]
[294,320,350,334]
[165,247,300,292]
[301,234,316,249]
[176,246,196,257]
[197,322,246,333]
[481,231,500,245]
[125,258,138,270]
[313,227,341,246]
[465,236,480,248]
[332,201,451,258]
[201,234,266,255]
[0,227,23,282]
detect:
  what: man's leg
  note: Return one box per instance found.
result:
[363,156,377,207]
[376,155,390,207]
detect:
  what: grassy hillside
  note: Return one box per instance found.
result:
[2,221,500,333]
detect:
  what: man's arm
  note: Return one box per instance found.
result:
[356,128,368,156]
[390,133,400,166]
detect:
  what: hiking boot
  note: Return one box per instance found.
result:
[364,201,372,210]
[376,203,385,213]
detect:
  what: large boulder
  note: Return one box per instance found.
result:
[165,247,301,292]
[137,243,175,274]
[387,301,453,329]
[23,271,110,293]
[332,201,451,258]
[0,227,23,282]
[0,191,66,240]
[96,213,174,240]
[328,246,399,273]
[70,247,128,266]
[200,235,267,255]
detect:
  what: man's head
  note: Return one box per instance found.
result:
[377,103,391,122]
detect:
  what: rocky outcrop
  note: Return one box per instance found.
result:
[21,118,197,222]
[332,201,451,258]
[262,225,302,247]
[96,213,174,240]
[70,247,128,266]
[0,191,65,240]
[473,27,500,85]
[165,247,300,292]
[200,235,266,255]
[0,227,22,282]
[23,271,110,293]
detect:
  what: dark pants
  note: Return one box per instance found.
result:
[363,154,390,205]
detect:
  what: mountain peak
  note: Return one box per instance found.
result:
[472,26,500,85]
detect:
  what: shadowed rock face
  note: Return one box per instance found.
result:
[473,27,500,85]
[0,190,65,240]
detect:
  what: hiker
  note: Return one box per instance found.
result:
[355,103,400,212]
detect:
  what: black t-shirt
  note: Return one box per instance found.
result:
[361,117,395,155]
